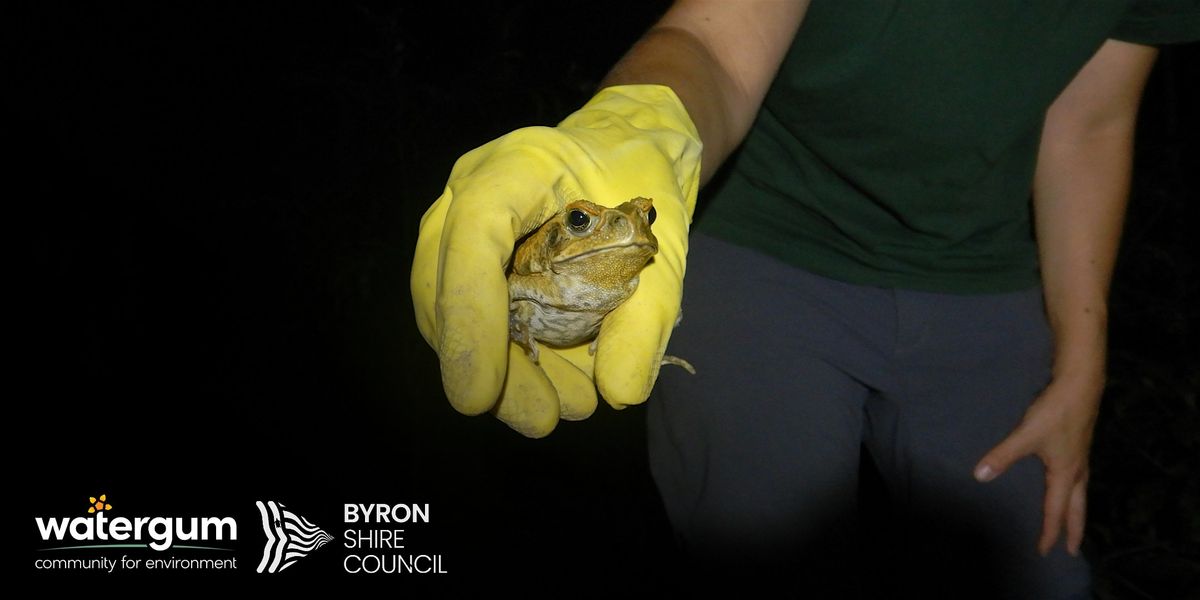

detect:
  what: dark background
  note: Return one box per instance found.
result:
[18,2,1198,597]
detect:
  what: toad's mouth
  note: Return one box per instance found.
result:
[552,242,658,264]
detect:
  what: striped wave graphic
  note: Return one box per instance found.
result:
[256,500,333,573]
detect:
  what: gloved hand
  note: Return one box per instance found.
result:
[411,84,702,437]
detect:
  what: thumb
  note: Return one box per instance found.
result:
[594,192,689,408]
[975,421,1038,483]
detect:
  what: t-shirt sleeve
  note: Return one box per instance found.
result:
[1111,0,1200,44]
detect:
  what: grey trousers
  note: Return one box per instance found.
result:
[650,232,1091,598]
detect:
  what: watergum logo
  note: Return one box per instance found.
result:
[35,494,237,551]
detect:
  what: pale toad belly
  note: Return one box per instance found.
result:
[509,299,606,348]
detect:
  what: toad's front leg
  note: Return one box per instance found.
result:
[509,301,541,363]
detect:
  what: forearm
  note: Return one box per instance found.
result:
[1033,40,1157,384]
[1033,128,1132,382]
[602,27,742,184]
[600,1,808,185]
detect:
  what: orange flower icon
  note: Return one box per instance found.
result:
[88,494,112,513]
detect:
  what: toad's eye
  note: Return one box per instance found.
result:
[647,206,657,225]
[567,209,590,232]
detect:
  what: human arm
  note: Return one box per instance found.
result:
[602,0,809,184]
[974,38,1159,555]
[411,1,808,435]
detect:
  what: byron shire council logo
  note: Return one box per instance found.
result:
[255,500,333,573]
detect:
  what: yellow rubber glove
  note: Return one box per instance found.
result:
[411,84,702,437]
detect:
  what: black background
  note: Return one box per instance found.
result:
[18,2,1199,596]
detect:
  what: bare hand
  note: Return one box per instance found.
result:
[972,373,1103,556]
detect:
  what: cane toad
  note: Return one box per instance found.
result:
[508,197,694,373]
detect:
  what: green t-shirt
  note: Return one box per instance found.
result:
[696,0,1200,293]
